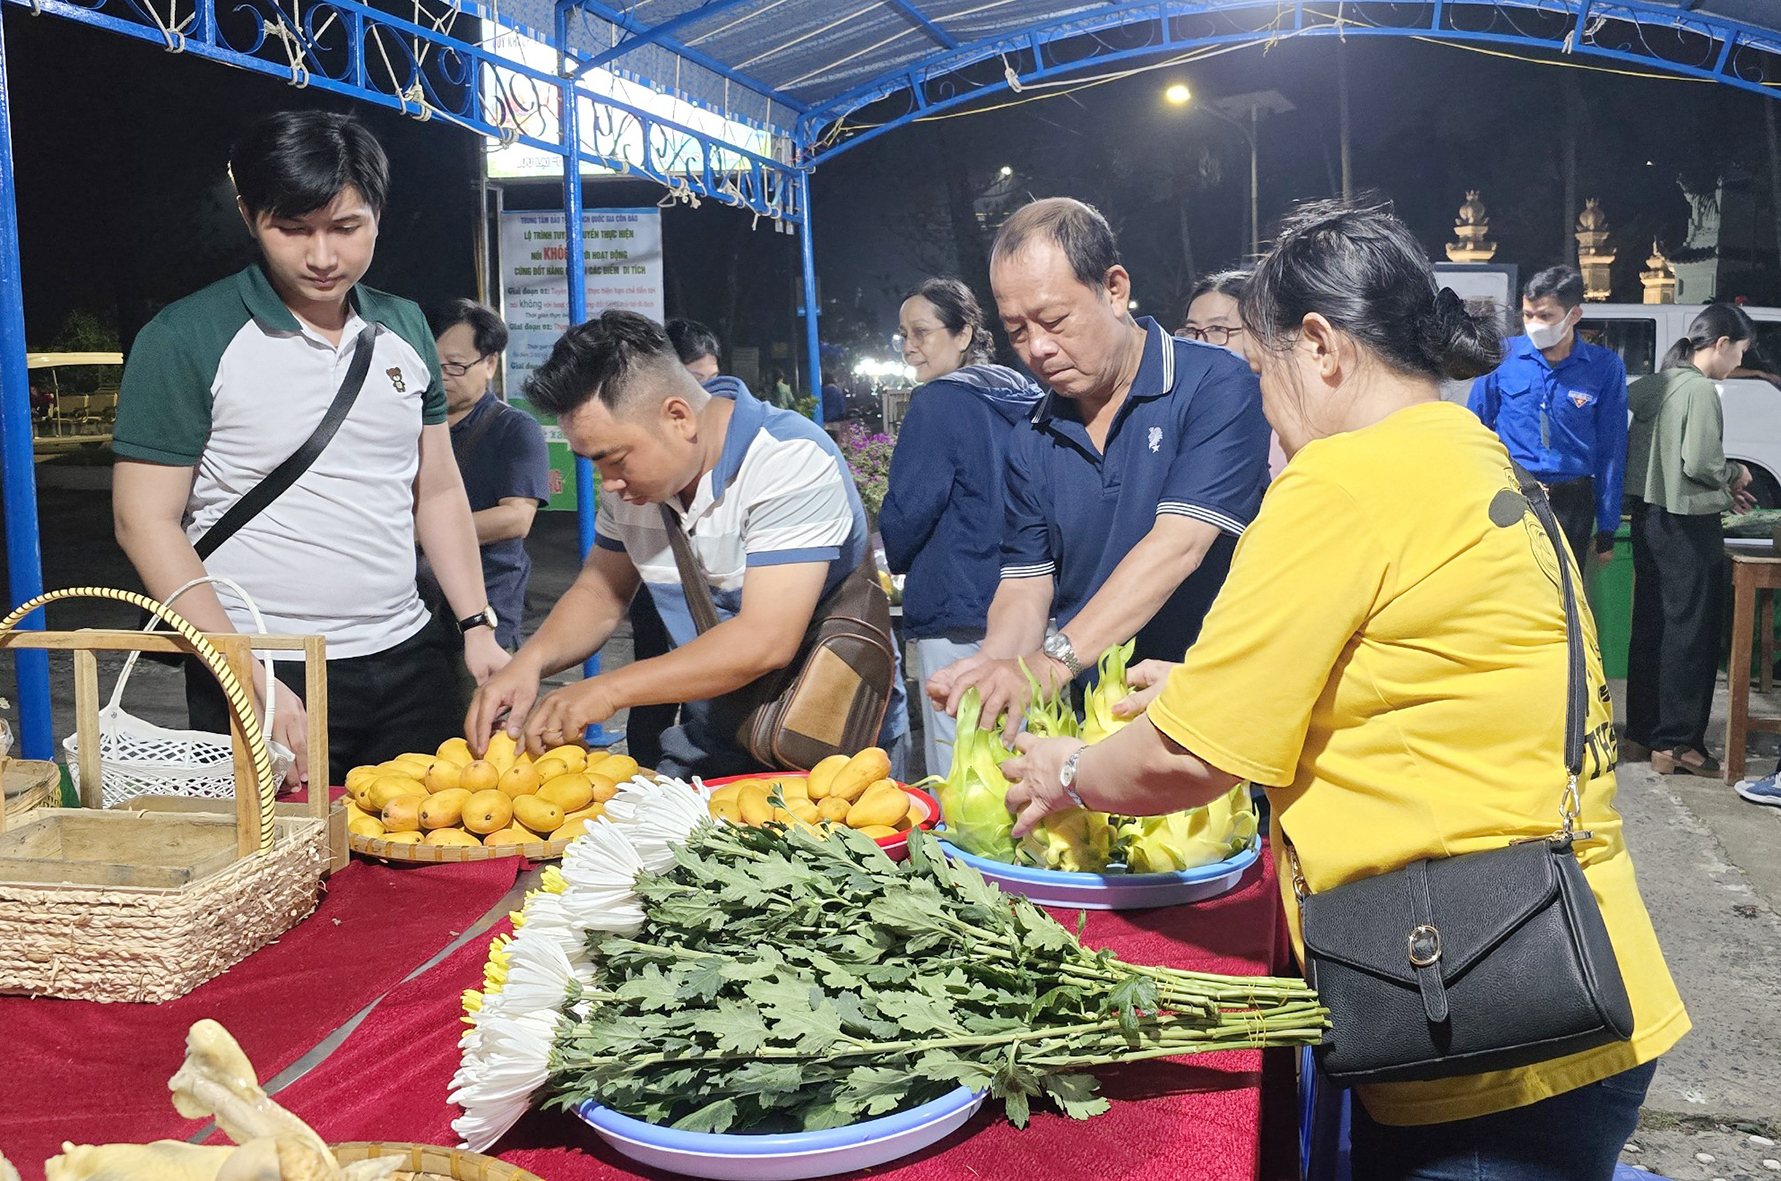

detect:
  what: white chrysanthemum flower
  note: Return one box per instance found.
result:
[607,776,710,873]
[450,1007,560,1151]
[498,928,597,1015]
[557,817,648,933]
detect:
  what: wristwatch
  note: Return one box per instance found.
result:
[458,606,498,634]
[1058,743,1088,810]
[1041,629,1084,678]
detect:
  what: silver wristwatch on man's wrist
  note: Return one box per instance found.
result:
[1041,629,1084,678]
[1058,743,1088,810]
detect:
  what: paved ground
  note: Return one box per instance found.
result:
[5,478,1780,1177]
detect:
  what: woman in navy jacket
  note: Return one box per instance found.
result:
[881,278,1042,777]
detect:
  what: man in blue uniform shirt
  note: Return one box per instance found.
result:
[1469,265,1628,570]
[929,198,1270,739]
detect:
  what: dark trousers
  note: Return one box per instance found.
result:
[1625,500,1724,754]
[1541,475,1596,572]
[185,620,465,787]
[1348,1059,1655,1180]
[624,588,677,767]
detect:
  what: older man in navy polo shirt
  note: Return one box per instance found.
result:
[930,198,1270,738]
[1468,265,1628,570]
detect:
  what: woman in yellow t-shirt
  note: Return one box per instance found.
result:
[1002,202,1687,1181]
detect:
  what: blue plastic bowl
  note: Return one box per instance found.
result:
[576,1086,987,1179]
[937,835,1261,909]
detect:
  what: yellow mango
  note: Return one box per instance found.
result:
[344,765,380,795]
[462,789,512,835]
[538,775,595,813]
[817,796,852,824]
[459,760,500,794]
[531,756,570,784]
[563,804,606,825]
[498,763,543,799]
[554,817,596,841]
[484,731,519,774]
[830,748,891,803]
[512,794,565,836]
[905,801,926,828]
[856,824,899,840]
[424,828,482,848]
[586,772,620,803]
[380,829,425,845]
[805,754,850,800]
[710,797,743,824]
[543,744,588,773]
[423,760,461,794]
[789,799,821,824]
[381,796,425,833]
[418,788,472,830]
[846,782,909,830]
[434,736,474,767]
[348,814,386,839]
[367,776,427,813]
[708,783,744,806]
[390,754,436,781]
[590,753,639,783]
[483,826,535,848]
[737,782,772,826]
[774,776,811,800]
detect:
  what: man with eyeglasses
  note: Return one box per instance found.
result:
[434,298,551,651]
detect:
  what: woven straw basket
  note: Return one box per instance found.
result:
[332,1142,544,1180]
[0,588,328,1003]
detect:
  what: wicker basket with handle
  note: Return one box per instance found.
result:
[0,588,329,1003]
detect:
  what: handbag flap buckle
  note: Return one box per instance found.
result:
[1407,924,1441,968]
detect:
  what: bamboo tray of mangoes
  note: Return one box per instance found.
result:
[343,732,654,862]
[705,747,941,860]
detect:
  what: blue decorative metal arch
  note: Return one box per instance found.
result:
[3,0,1781,758]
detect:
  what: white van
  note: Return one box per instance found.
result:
[1448,304,1781,508]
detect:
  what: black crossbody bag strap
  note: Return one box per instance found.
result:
[1511,463,1588,790]
[193,322,378,559]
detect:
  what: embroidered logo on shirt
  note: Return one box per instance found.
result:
[1148,426,1163,453]
[1567,389,1592,408]
[387,368,406,393]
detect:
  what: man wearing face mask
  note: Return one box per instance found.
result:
[1468,265,1628,571]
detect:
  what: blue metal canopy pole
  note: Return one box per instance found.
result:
[559,73,607,745]
[797,170,822,427]
[0,17,52,759]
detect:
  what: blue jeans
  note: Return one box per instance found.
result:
[1348,1060,1656,1181]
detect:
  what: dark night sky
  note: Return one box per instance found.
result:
[6,10,1777,363]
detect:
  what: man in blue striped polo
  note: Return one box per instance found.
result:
[929,198,1271,738]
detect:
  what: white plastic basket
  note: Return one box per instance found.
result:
[64,577,296,808]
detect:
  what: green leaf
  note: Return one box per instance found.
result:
[873,987,966,1036]
[613,965,678,1013]
[724,1060,808,1098]
[1104,973,1160,1037]
[1039,1072,1110,1121]
[673,1097,739,1133]
[833,1065,915,1117]
[693,998,773,1055]
[674,955,728,1003]
[914,1049,997,1092]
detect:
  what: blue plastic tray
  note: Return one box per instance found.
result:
[576,1086,987,1179]
[937,835,1261,909]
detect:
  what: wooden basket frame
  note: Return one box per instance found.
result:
[0,588,328,858]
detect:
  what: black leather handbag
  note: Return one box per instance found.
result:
[1293,468,1636,1086]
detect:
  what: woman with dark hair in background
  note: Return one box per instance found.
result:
[1181,269,1287,477]
[1002,201,1686,1179]
[1624,304,1757,778]
[880,277,1042,777]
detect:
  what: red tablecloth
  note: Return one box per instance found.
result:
[0,857,519,1179]
[276,855,1287,1181]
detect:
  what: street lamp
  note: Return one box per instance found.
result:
[1163,85,1292,258]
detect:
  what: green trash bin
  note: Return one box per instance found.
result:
[1592,520,1634,680]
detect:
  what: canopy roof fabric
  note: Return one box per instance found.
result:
[499,0,1781,157]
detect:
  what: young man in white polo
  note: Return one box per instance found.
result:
[465,311,895,779]
[112,110,507,787]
